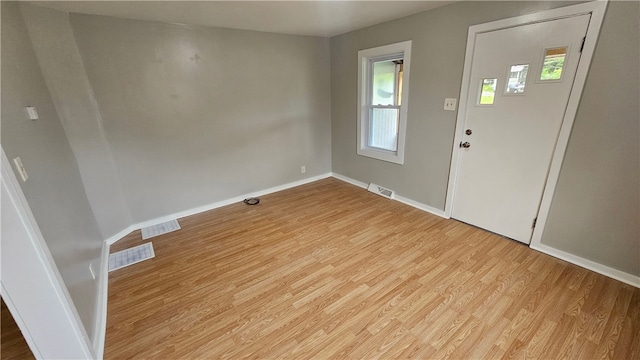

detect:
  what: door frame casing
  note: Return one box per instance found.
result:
[1,149,95,359]
[444,1,608,245]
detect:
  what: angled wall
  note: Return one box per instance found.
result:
[20,3,132,239]
[1,1,103,344]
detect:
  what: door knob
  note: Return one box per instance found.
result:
[460,141,471,148]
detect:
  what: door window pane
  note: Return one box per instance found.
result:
[479,78,497,105]
[505,64,529,94]
[540,47,567,80]
[368,108,399,151]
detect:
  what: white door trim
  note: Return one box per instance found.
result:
[444,1,608,240]
[1,149,94,359]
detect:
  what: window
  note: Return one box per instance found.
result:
[540,47,567,81]
[505,64,529,94]
[479,78,497,105]
[358,41,412,164]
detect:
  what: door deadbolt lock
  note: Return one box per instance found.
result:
[460,141,471,148]
[465,129,473,135]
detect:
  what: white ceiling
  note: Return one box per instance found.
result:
[31,1,457,37]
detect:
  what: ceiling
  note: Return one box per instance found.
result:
[31,1,457,37]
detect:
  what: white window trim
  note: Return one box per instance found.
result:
[357,40,412,164]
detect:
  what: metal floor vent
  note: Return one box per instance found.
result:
[141,219,181,240]
[109,242,155,272]
[367,183,395,199]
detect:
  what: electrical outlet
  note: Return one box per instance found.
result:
[13,157,29,182]
[89,262,96,280]
[444,98,457,111]
[301,165,306,174]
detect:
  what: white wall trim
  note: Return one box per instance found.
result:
[96,172,333,355]
[93,241,111,358]
[357,41,412,165]
[530,242,640,288]
[105,226,136,246]
[445,1,608,234]
[1,149,95,359]
[331,172,447,218]
[135,173,332,231]
[331,171,637,287]
[443,3,490,218]
[330,172,368,189]
[441,1,633,288]
[529,1,607,247]
[527,0,638,289]
[92,163,639,360]
[394,195,447,218]
[108,172,450,248]
[107,173,333,246]
[109,172,451,249]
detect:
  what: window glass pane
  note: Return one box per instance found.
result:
[371,60,397,106]
[540,47,567,80]
[357,40,411,164]
[479,78,497,105]
[505,64,529,94]
[397,63,404,106]
[368,108,399,151]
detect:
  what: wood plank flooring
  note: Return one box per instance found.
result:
[105,178,639,359]
[1,299,35,360]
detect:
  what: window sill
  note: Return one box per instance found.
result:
[357,147,404,165]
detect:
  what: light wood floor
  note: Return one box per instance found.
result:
[105,178,639,359]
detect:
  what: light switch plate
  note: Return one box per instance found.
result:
[444,98,457,111]
[13,157,29,182]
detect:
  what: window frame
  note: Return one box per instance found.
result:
[357,40,412,164]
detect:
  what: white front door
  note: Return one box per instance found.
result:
[451,14,590,244]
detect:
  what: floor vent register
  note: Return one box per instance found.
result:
[141,219,181,239]
[108,242,155,272]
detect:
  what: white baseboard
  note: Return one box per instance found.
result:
[329,175,638,288]
[104,226,136,246]
[330,172,447,219]
[95,172,333,358]
[330,172,368,189]
[107,173,333,247]
[93,170,639,359]
[93,171,443,357]
[93,241,111,359]
[530,242,640,288]
[394,194,447,218]
[133,172,333,232]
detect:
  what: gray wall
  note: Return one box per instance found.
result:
[1,1,103,342]
[20,3,132,239]
[3,4,635,349]
[331,1,575,209]
[68,14,332,223]
[541,1,639,276]
[330,1,639,276]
